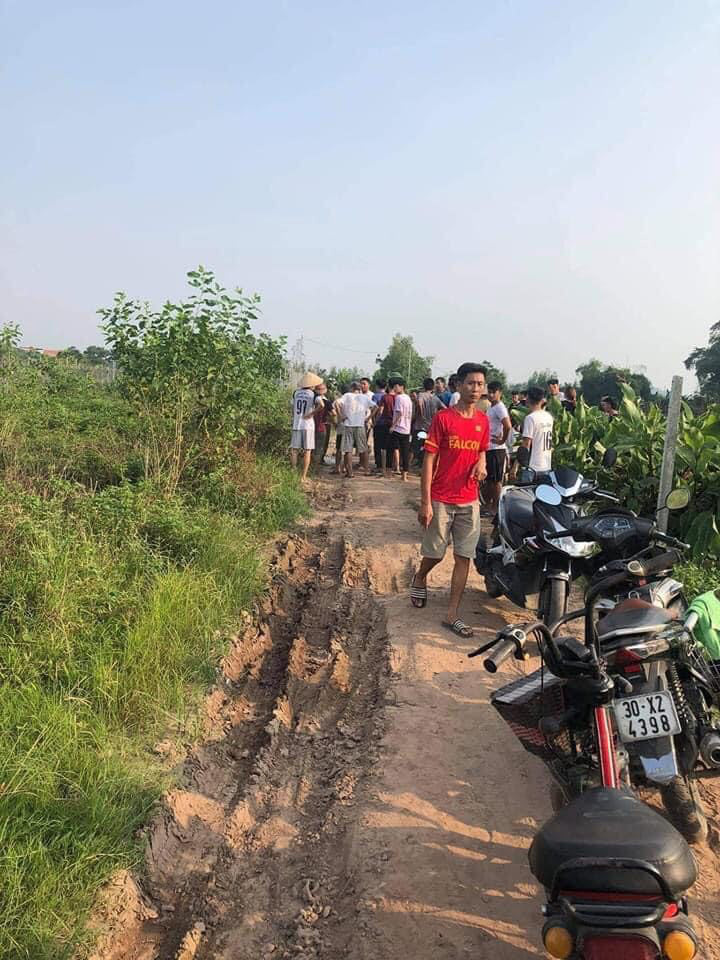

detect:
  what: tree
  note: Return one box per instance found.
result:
[685,323,720,401]
[525,369,559,391]
[100,266,287,458]
[0,322,20,370]
[576,359,653,407]
[83,345,113,365]
[59,346,82,361]
[480,360,507,389]
[374,334,433,387]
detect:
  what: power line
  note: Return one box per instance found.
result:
[304,336,378,357]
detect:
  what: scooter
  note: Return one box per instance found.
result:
[475,448,618,625]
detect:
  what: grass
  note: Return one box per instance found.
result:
[676,560,720,599]
[0,361,307,959]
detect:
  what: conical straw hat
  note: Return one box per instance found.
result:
[299,372,323,389]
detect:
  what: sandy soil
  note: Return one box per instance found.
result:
[90,473,720,960]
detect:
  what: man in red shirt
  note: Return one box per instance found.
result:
[410,363,489,637]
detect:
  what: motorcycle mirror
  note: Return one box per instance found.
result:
[602,447,618,468]
[665,487,691,511]
[535,484,563,507]
[516,446,531,468]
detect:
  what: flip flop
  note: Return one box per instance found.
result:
[442,619,474,638]
[410,578,427,608]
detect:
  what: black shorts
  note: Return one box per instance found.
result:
[486,449,507,483]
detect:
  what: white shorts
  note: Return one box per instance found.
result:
[291,430,315,451]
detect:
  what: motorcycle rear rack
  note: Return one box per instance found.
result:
[550,857,673,928]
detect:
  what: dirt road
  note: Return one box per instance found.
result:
[92,474,720,960]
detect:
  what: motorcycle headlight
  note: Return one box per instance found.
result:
[550,536,598,558]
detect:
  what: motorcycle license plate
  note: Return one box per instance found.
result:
[614,692,681,743]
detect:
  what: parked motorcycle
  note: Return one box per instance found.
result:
[544,494,719,842]
[475,448,618,625]
[473,621,700,960]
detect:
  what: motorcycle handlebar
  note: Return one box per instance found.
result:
[484,638,517,673]
[626,549,682,578]
[652,529,690,550]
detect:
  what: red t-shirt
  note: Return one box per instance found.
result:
[377,392,395,425]
[424,407,490,504]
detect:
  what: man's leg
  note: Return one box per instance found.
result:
[358,429,371,474]
[384,432,394,478]
[301,449,313,481]
[373,425,385,471]
[342,430,354,477]
[399,434,410,481]
[447,555,471,623]
[484,450,505,515]
[446,501,481,626]
[333,430,343,474]
[290,448,298,470]
[413,555,442,587]
[413,500,450,593]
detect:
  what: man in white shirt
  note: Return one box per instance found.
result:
[521,386,554,473]
[547,378,565,402]
[484,381,513,515]
[386,377,413,481]
[339,381,376,478]
[291,372,324,482]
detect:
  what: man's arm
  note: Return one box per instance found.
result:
[471,418,490,483]
[473,450,487,484]
[418,450,436,528]
[521,437,532,450]
[391,398,401,432]
[499,415,512,445]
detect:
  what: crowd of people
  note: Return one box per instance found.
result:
[291,366,622,637]
[290,370,618,485]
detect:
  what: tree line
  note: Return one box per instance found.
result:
[311,333,658,407]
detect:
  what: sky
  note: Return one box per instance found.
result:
[1,1,719,390]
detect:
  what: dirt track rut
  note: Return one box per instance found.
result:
[92,474,720,960]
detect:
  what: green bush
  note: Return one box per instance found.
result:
[0,317,306,958]
[551,386,720,560]
[676,561,720,599]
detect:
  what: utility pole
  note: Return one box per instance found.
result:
[656,375,683,533]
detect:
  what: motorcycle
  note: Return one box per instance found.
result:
[545,493,719,842]
[473,621,700,960]
[475,447,619,625]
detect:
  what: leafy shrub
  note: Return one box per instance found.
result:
[550,385,720,559]
[100,267,289,477]
[0,308,306,958]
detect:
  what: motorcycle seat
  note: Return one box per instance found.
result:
[596,598,673,641]
[528,787,697,897]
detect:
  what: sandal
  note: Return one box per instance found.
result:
[442,619,474,638]
[410,578,427,608]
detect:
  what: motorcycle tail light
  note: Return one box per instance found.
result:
[542,921,574,959]
[663,931,697,960]
[662,903,679,920]
[613,647,644,675]
[584,935,659,960]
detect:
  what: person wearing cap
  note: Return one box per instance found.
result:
[291,372,323,482]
